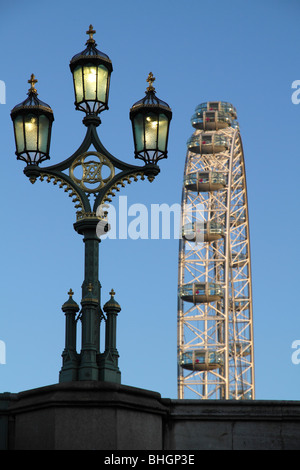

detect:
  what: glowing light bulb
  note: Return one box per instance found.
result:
[146,116,158,128]
[87,69,96,83]
[25,117,37,131]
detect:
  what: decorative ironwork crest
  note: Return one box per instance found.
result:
[70,151,115,193]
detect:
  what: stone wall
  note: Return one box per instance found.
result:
[162,399,300,450]
[1,382,300,450]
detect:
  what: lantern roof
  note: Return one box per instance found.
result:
[69,25,112,72]
[11,74,54,118]
[130,73,172,116]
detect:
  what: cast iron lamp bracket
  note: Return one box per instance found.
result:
[23,119,160,222]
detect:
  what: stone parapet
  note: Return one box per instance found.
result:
[1,383,300,450]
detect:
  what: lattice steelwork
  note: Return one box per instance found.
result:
[177,101,255,400]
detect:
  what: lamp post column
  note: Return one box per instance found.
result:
[74,217,102,380]
[99,289,121,384]
[59,289,80,382]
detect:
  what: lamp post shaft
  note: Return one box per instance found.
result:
[78,299,100,380]
[74,218,102,380]
[82,224,101,302]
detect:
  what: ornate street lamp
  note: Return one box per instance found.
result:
[10,26,172,384]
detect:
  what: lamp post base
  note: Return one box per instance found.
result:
[78,366,100,381]
[98,367,121,384]
[98,351,121,384]
[59,363,79,383]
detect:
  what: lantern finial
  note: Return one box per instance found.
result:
[146,72,156,93]
[86,24,96,44]
[28,74,38,94]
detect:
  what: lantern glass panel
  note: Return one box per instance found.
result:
[14,114,25,154]
[145,112,158,149]
[73,65,84,103]
[83,64,97,100]
[133,113,144,152]
[97,64,108,103]
[158,113,168,152]
[24,113,38,151]
[38,114,50,153]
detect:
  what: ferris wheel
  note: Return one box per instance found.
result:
[177,101,255,400]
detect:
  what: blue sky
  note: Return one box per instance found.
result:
[0,0,300,400]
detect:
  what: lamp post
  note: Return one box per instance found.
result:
[10,25,172,384]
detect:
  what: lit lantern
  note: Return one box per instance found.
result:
[130,73,172,165]
[69,25,113,115]
[10,74,54,165]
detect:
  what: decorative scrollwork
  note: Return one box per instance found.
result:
[76,211,106,221]
[39,173,85,214]
[100,171,146,204]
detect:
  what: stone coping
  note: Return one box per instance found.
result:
[0,381,168,416]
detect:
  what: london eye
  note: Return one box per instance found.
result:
[177,101,255,400]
